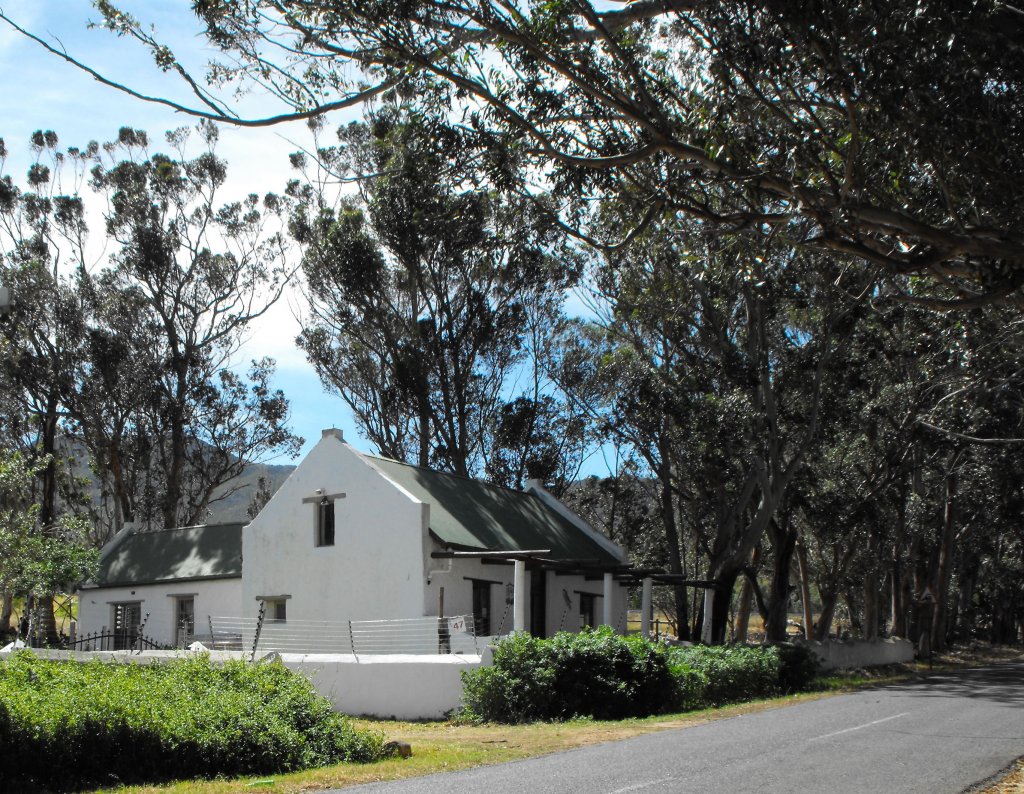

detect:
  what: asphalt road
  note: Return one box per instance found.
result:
[338,663,1024,794]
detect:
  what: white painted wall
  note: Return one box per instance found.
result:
[540,571,630,636]
[243,431,429,625]
[279,652,485,719]
[76,578,241,647]
[799,637,915,671]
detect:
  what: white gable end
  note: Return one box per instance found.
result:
[243,430,430,623]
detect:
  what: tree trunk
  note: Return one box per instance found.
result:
[814,588,838,641]
[708,568,741,644]
[890,557,907,638]
[931,467,958,652]
[863,532,881,640]
[956,562,976,641]
[38,393,62,646]
[37,597,60,646]
[795,540,814,640]
[733,545,762,644]
[656,449,690,641]
[0,593,13,634]
[844,589,862,636]
[764,523,797,643]
[890,485,908,637]
[863,571,879,640]
[162,362,190,529]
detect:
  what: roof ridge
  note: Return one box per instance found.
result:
[363,453,538,500]
[133,521,245,535]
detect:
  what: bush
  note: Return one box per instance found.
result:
[462,627,674,723]
[463,632,821,724]
[666,643,819,706]
[0,652,387,791]
[460,632,555,723]
[774,642,821,693]
[666,645,782,705]
[545,629,675,720]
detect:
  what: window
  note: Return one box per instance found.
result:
[175,596,195,646]
[112,602,142,650]
[316,498,335,546]
[263,598,287,623]
[579,593,597,629]
[472,580,492,636]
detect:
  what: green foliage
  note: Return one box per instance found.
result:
[462,628,673,723]
[545,629,675,720]
[462,631,820,723]
[774,642,822,694]
[0,452,98,599]
[666,646,777,706]
[667,643,819,706]
[460,632,555,724]
[0,652,386,790]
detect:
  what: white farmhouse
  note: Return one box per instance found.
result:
[77,428,631,651]
[76,521,243,649]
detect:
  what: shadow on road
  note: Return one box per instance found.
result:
[881,662,1024,706]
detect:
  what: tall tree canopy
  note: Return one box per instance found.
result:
[291,109,584,484]
[4,0,1023,307]
[0,126,302,536]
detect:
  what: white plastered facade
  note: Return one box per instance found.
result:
[76,577,240,646]
[243,429,629,639]
[78,429,630,647]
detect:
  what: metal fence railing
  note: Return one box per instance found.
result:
[66,630,169,653]
[205,614,480,658]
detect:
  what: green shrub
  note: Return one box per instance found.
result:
[463,632,822,724]
[774,642,821,693]
[665,658,710,711]
[0,652,386,791]
[666,645,782,705]
[460,632,556,723]
[462,627,674,723]
[545,629,674,720]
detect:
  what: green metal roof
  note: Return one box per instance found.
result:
[367,456,621,565]
[92,522,243,587]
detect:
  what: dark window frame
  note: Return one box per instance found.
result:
[578,592,597,629]
[316,498,335,547]
[471,580,493,636]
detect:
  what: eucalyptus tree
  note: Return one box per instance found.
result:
[2,126,302,534]
[6,0,1023,307]
[89,123,302,529]
[0,132,93,527]
[556,213,856,641]
[291,108,579,480]
[792,296,1024,647]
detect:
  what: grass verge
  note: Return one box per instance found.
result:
[976,758,1024,794]
[92,644,1023,794]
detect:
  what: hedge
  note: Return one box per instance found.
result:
[461,628,819,723]
[0,652,388,791]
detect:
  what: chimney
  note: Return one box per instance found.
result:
[322,428,344,442]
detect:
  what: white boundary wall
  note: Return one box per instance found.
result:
[279,652,487,719]
[1,648,486,720]
[799,637,915,670]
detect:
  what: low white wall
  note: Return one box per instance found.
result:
[799,637,915,671]
[1,647,485,721]
[279,652,487,719]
